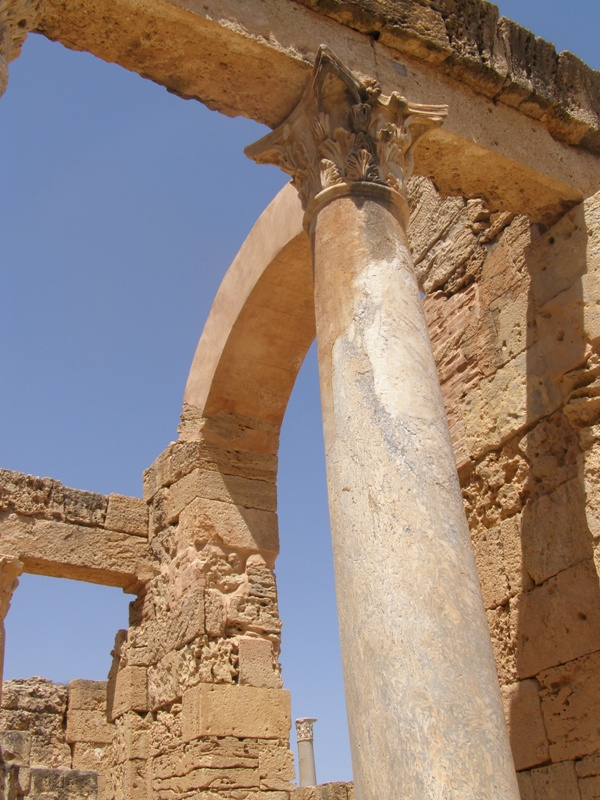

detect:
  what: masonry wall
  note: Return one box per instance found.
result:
[103,438,294,800]
[0,677,111,799]
[416,180,600,800]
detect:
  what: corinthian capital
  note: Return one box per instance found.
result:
[246,47,447,228]
[0,0,44,96]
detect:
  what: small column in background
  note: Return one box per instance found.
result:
[0,554,23,706]
[296,717,317,787]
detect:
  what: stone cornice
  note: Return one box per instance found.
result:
[292,0,600,155]
[246,47,447,228]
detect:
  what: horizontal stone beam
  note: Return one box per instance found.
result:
[0,469,154,592]
[34,0,600,223]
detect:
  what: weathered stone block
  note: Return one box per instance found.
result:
[577,754,600,779]
[105,494,148,537]
[108,666,148,721]
[529,760,581,800]
[64,769,98,799]
[513,560,600,677]
[182,684,291,741]
[520,477,592,585]
[66,709,114,745]
[580,775,600,800]
[258,742,295,790]
[501,680,549,770]
[165,468,276,525]
[472,526,509,609]
[63,487,107,527]
[72,742,110,771]
[486,604,517,686]
[238,638,281,689]
[68,680,108,712]
[1,677,67,715]
[178,496,279,555]
[0,730,31,765]
[539,651,600,761]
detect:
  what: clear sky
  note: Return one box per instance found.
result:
[1,0,598,786]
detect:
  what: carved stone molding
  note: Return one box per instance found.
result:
[0,554,23,620]
[246,46,447,229]
[0,0,44,96]
[295,717,317,742]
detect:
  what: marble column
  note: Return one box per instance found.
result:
[247,47,520,800]
[0,555,23,706]
[296,718,317,787]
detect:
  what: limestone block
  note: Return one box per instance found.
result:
[462,345,563,463]
[520,411,581,498]
[501,680,549,770]
[0,515,154,590]
[111,711,150,764]
[105,494,148,537]
[123,758,148,800]
[149,706,182,759]
[166,468,277,524]
[62,488,108,527]
[204,588,226,637]
[143,440,278,500]
[152,763,260,795]
[178,496,279,555]
[258,742,295,790]
[0,730,31,765]
[472,526,510,609]
[109,666,148,721]
[486,604,517,686]
[539,651,600,761]
[68,680,108,712]
[29,766,64,795]
[0,470,63,518]
[513,560,600,677]
[529,761,581,800]
[182,684,291,741]
[520,477,593,585]
[1,677,67,715]
[66,709,114,745]
[580,776,600,800]
[499,515,534,598]
[151,739,260,790]
[577,754,600,779]
[72,742,110,771]
[528,204,589,309]
[516,772,535,800]
[238,638,281,689]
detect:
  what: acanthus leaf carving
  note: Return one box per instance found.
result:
[245,46,448,222]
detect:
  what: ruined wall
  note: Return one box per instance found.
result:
[0,677,111,799]
[417,180,600,800]
[103,438,294,800]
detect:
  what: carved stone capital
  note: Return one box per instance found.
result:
[246,47,447,229]
[295,717,317,742]
[0,0,44,96]
[0,554,23,620]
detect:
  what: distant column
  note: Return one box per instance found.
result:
[296,717,317,786]
[247,47,520,800]
[0,555,23,706]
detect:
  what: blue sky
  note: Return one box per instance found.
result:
[1,1,598,785]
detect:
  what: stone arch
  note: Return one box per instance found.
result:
[182,182,314,456]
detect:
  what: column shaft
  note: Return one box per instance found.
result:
[310,195,519,800]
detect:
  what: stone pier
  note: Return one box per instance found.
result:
[0,555,23,706]
[247,47,520,800]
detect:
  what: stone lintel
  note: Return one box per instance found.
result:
[34,0,600,223]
